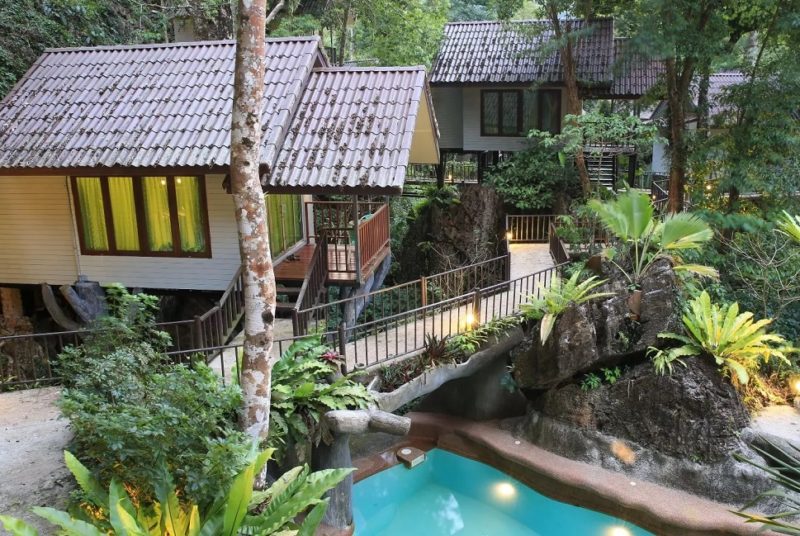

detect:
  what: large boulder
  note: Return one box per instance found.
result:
[532,358,750,462]
[512,359,776,505]
[513,259,681,390]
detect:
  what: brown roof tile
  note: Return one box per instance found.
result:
[430,18,615,86]
[0,37,322,171]
[268,67,429,193]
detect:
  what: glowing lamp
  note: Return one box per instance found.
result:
[606,527,633,536]
[705,183,712,191]
[506,231,513,240]
[465,312,476,327]
[492,482,517,500]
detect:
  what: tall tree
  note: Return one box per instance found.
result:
[230,0,285,452]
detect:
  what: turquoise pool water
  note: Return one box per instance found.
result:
[353,449,652,536]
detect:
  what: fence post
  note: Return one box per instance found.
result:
[193,315,203,353]
[472,288,482,326]
[420,276,428,307]
[291,309,301,337]
[338,321,348,373]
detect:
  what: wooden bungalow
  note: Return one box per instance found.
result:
[0,36,438,328]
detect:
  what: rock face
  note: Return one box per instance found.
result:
[532,358,749,462]
[395,184,505,281]
[513,259,681,390]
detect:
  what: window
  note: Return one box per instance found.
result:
[481,89,562,137]
[265,194,304,257]
[71,175,210,257]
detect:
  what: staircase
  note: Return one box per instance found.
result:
[584,152,617,190]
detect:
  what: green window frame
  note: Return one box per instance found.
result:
[71,175,211,258]
[480,89,562,137]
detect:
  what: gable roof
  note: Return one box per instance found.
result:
[600,38,665,99]
[269,67,433,193]
[0,37,323,172]
[0,37,438,194]
[430,19,614,86]
[649,71,747,123]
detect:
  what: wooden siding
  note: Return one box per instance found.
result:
[461,86,567,152]
[0,176,80,285]
[78,175,241,291]
[431,86,463,149]
[0,174,242,291]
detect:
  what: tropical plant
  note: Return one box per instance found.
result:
[269,339,373,463]
[778,211,800,245]
[733,440,800,534]
[521,271,614,343]
[58,287,250,506]
[579,372,602,391]
[0,447,351,536]
[648,291,791,388]
[588,188,717,287]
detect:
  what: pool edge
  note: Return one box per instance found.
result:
[350,412,776,536]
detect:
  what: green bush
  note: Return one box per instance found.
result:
[486,143,578,211]
[269,339,373,463]
[58,287,250,506]
[0,447,351,536]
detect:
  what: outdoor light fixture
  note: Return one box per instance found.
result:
[706,183,712,191]
[606,527,633,536]
[492,482,517,500]
[465,311,476,327]
[506,231,513,240]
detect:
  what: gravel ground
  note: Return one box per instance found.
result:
[0,387,72,534]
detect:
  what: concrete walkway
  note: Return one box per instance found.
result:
[211,244,556,376]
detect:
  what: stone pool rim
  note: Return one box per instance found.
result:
[352,412,774,536]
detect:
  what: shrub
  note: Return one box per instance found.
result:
[58,287,250,506]
[520,271,614,343]
[0,447,351,536]
[269,339,373,463]
[649,291,792,404]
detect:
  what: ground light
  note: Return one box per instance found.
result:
[506,231,513,240]
[491,481,517,501]
[606,527,633,536]
[464,311,476,328]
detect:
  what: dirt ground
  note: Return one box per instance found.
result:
[0,387,72,534]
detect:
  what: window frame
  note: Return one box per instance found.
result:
[480,89,562,137]
[70,175,212,258]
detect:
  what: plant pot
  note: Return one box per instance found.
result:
[628,289,643,319]
[586,254,603,275]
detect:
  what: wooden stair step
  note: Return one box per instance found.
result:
[276,285,301,296]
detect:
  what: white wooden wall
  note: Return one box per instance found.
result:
[0,174,242,291]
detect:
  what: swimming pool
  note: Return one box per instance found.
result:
[353,448,652,536]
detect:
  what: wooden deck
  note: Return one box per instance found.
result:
[273,243,390,284]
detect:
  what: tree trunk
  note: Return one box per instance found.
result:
[665,58,688,213]
[231,0,278,449]
[548,7,590,196]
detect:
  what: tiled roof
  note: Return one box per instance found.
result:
[603,38,665,98]
[0,37,322,171]
[430,19,614,85]
[706,71,747,118]
[269,67,428,192]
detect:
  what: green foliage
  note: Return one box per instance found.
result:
[734,440,800,535]
[0,448,351,536]
[579,372,602,391]
[486,143,578,211]
[648,291,791,390]
[602,366,622,384]
[446,316,521,357]
[352,0,449,67]
[269,339,372,463]
[521,271,614,343]
[589,188,716,287]
[58,287,249,506]
[778,211,800,244]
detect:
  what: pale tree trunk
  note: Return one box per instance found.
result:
[231,0,283,448]
[547,5,591,196]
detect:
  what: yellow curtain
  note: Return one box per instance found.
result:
[107,177,139,251]
[175,176,206,253]
[142,177,173,252]
[75,177,109,251]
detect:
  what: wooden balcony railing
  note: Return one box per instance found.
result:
[357,203,390,274]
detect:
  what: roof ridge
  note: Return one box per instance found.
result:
[312,66,426,73]
[444,17,613,26]
[43,35,320,54]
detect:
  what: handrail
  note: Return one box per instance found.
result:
[357,203,390,273]
[549,222,570,265]
[506,214,557,243]
[291,239,328,335]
